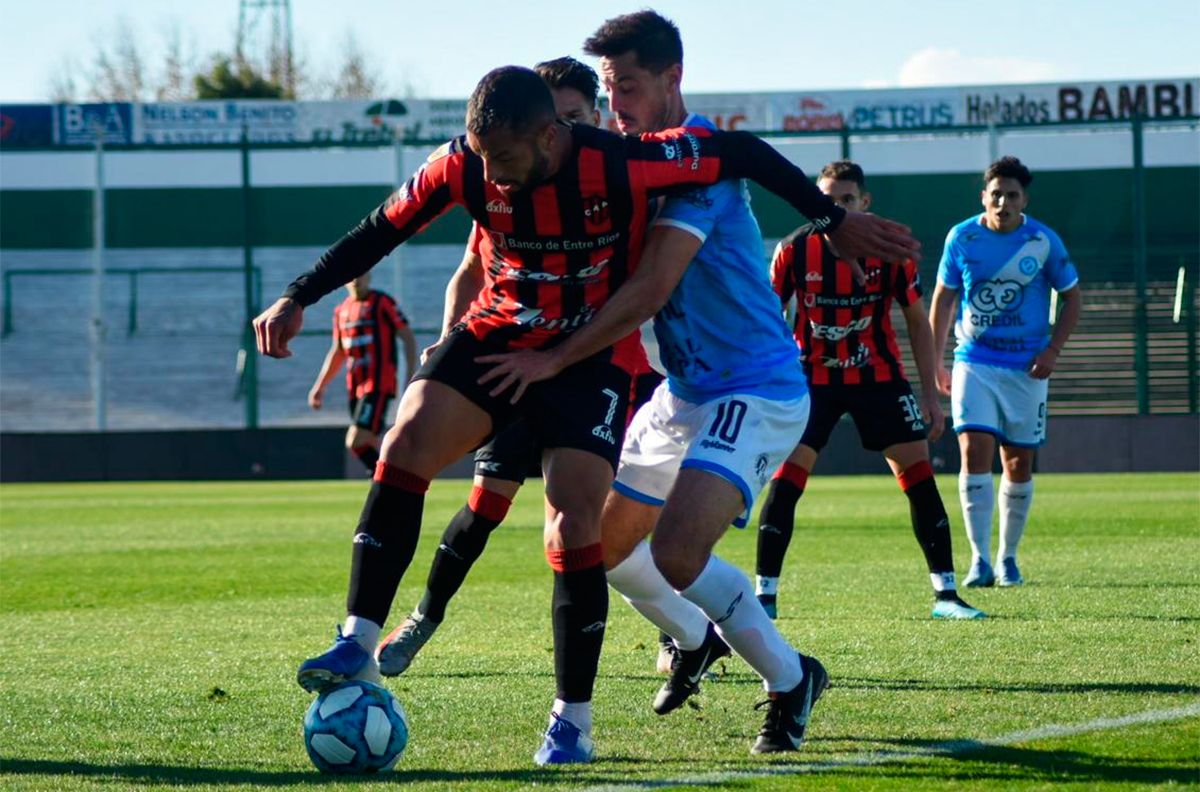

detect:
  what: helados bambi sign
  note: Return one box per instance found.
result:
[8,76,1195,147]
[603,77,1198,132]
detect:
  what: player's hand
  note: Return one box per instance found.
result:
[827,211,921,265]
[823,236,868,285]
[935,363,952,397]
[475,349,565,404]
[921,390,945,442]
[253,297,303,358]
[308,387,323,410]
[1029,347,1058,379]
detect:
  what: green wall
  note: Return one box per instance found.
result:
[3,167,1196,282]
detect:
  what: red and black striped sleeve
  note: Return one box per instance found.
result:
[283,139,466,307]
[624,127,846,233]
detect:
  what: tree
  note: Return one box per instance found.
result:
[89,18,147,102]
[156,24,198,102]
[327,33,383,99]
[194,56,286,100]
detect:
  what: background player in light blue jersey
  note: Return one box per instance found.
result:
[930,156,1082,588]
[480,10,919,758]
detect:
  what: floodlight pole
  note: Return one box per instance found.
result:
[91,120,108,432]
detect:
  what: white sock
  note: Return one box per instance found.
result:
[756,575,779,597]
[958,472,994,562]
[552,698,592,734]
[607,541,710,651]
[679,555,802,693]
[931,571,957,592]
[997,477,1034,561]
[343,616,381,652]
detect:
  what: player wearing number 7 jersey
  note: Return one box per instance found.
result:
[755,161,985,622]
[476,11,917,756]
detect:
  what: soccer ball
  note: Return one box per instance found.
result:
[302,680,409,774]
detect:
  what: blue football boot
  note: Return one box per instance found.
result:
[533,713,594,766]
[932,595,987,620]
[757,593,778,620]
[296,626,379,693]
[997,557,1024,586]
[963,557,996,588]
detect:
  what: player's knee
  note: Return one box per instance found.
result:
[649,530,702,590]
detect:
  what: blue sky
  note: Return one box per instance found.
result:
[2,0,1197,102]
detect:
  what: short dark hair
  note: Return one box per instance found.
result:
[534,56,600,107]
[466,66,555,137]
[820,160,865,187]
[985,156,1033,188]
[583,10,683,73]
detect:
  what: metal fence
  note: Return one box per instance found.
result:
[0,116,1196,432]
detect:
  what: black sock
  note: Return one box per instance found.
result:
[658,630,673,648]
[550,551,607,703]
[904,476,955,581]
[351,445,380,473]
[417,505,503,623]
[346,466,428,626]
[756,478,804,578]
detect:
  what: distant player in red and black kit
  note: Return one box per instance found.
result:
[308,273,417,472]
[253,66,917,765]
[755,161,985,621]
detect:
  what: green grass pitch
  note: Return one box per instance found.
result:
[1,472,1197,790]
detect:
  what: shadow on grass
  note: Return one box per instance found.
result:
[832,678,1200,696]
[0,757,645,787]
[820,741,1199,787]
[630,741,1199,790]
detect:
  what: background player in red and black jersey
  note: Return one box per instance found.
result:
[755,161,985,621]
[253,66,918,765]
[308,273,417,472]
[377,56,664,680]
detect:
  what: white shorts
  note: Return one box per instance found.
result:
[951,360,1048,447]
[613,383,810,528]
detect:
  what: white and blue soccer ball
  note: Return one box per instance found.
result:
[302,680,409,774]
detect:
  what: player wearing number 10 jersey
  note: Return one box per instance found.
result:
[755,160,984,622]
[253,64,903,765]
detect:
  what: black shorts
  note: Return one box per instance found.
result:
[415,330,632,472]
[472,365,664,482]
[801,380,927,453]
[348,391,393,434]
[474,418,542,483]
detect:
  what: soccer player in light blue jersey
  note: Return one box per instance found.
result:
[930,156,1082,588]
[479,10,919,759]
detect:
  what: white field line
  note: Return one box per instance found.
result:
[581,700,1200,791]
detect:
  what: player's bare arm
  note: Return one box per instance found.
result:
[397,323,419,384]
[901,297,945,441]
[928,282,959,396]
[428,246,486,362]
[308,337,348,409]
[253,297,305,359]
[477,226,701,403]
[1030,284,1082,379]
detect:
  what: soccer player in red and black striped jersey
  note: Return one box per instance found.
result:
[755,161,984,622]
[253,66,917,764]
[308,273,417,472]
[377,57,664,683]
